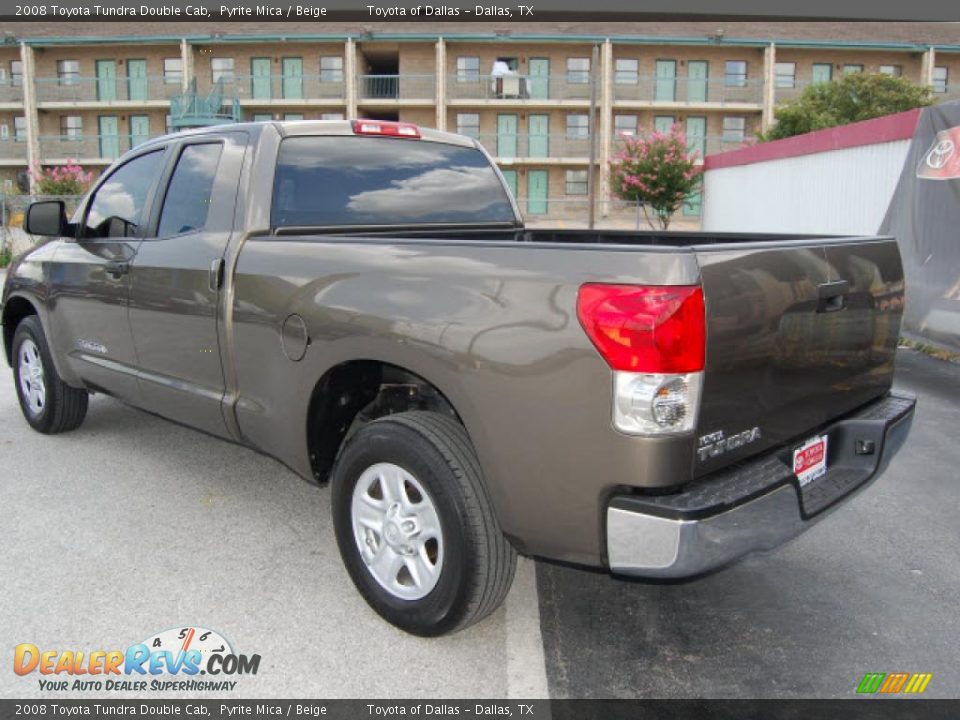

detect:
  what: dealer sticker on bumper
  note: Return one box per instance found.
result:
[794,434,828,487]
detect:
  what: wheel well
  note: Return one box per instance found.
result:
[2,296,37,366]
[306,360,460,483]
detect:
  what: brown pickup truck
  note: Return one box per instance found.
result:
[3,120,915,636]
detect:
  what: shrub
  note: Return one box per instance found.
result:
[30,161,94,196]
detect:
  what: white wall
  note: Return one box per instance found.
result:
[702,139,911,235]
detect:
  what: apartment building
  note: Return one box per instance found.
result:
[1,21,959,222]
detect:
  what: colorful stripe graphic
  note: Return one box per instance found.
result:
[857,672,932,695]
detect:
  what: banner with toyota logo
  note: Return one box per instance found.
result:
[881,100,960,350]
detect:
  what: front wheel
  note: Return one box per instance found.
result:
[331,411,517,636]
[12,315,88,434]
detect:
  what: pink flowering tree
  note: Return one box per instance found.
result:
[30,161,94,196]
[610,125,703,230]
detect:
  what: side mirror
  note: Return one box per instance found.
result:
[24,200,68,237]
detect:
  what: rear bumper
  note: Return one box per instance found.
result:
[606,392,916,579]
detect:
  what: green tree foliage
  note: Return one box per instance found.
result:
[764,73,933,141]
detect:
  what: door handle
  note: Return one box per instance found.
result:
[105,259,130,278]
[209,258,225,292]
[817,280,849,313]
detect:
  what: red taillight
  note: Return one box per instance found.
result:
[351,119,421,138]
[576,284,705,373]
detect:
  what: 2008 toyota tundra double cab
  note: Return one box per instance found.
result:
[3,120,915,635]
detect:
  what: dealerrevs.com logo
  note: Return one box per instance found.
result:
[14,626,261,692]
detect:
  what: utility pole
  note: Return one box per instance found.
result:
[587,43,600,229]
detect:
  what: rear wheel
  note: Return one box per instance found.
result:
[12,315,88,434]
[331,411,516,636]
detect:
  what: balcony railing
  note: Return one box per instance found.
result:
[38,134,160,161]
[0,81,24,104]
[934,87,960,103]
[448,74,593,102]
[474,133,592,159]
[613,133,756,158]
[613,76,764,105]
[357,75,435,101]
[209,74,346,101]
[0,140,28,161]
[34,76,182,104]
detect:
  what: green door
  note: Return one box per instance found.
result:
[687,61,708,102]
[98,115,120,159]
[527,170,548,215]
[501,169,518,199]
[282,58,303,99]
[129,115,150,147]
[497,114,518,158]
[655,60,677,102]
[528,114,549,158]
[654,115,675,134]
[127,59,148,101]
[251,57,272,100]
[685,117,706,157]
[96,60,117,102]
[811,63,833,84]
[528,58,550,100]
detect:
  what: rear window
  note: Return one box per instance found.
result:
[271,136,516,228]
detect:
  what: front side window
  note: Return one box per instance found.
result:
[271,137,516,227]
[211,58,235,83]
[58,60,80,86]
[933,66,948,94]
[157,143,223,237]
[61,116,83,137]
[722,116,746,141]
[456,56,480,82]
[164,58,183,85]
[724,60,747,87]
[614,58,639,85]
[565,170,588,195]
[774,62,796,88]
[83,150,165,238]
[566,114,589,139]
[567,58,590,84]
[320,56,343,82]
[456,113,480,139]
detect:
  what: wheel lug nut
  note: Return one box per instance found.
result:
[402,521,415,532]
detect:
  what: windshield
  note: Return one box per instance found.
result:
[271,136,517,229]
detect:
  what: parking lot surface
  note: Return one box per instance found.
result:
[1,348,956,698]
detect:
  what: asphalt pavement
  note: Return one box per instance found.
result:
[0,347,957,699]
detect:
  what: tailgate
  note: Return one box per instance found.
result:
[693,237,904,477]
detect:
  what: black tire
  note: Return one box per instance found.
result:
[331,411,517,636]
[12,315,88,434]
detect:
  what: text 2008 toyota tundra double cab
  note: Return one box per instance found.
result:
[3,120,915,635]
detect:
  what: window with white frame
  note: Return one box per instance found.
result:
[320,57,343,82]
[774,62,796,88]
[722,116,746,141]
[14,116,26,141]
[11,60,23,87]
[565,169,588,195]
[61,116,83,137]
[614,58,639,85]
[456,56,480,82]
[57,60,80,86]
[320,112,345,120]
[566,113,589,139]
[614,114,638,137]
[456,113,480,139]
[879,64,902,77]
[933,66,948,94]
[163,58,183,85]
[211,58,235,83]
[567,58,590,84]
[843,64,864,74]
[724,60,747,87]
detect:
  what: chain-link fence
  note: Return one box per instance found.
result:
[0,195,84,262]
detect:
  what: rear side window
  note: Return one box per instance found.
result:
[158,143,224,237]
[271,136,516,228]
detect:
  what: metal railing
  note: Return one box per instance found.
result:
[613,134,757,158]
[514,198,702,228]
[0,81,24,104]
[447,74,593,102]
[38,134,160,161]
[474,133,592,159]
[934,87,960,103]
[613,76,764,105]
[357,75,436,101]
[0,140,28,161]
[34,76,182,104]
[209,74,346,101]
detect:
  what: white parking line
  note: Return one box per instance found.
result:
[504,556,550,698]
